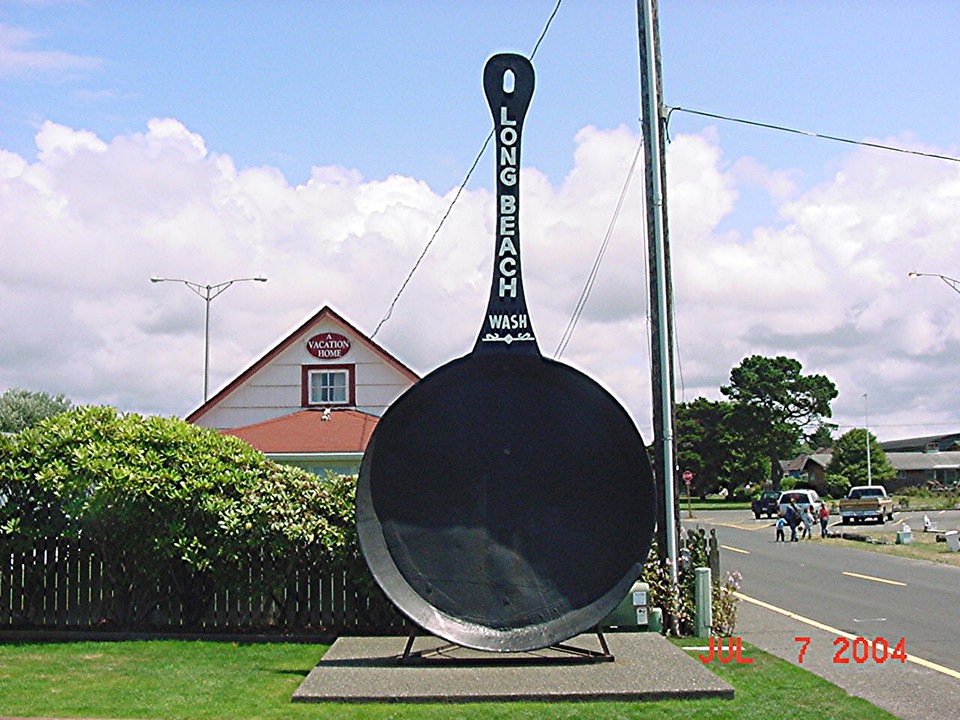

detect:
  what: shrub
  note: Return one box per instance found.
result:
[0,388,71,433]
[643,529,738,636]
[712,571,741,636]
[824,473,851,499]
[898,486,932,498]
[0,406,360,628]
[779,476,798,491]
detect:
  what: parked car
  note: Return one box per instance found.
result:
[839,485,894,524]
[751,490,780,519]
[778,489,822,517]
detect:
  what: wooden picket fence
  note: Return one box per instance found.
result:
[0,535,406,635]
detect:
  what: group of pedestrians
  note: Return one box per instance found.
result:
[776,498,830,542]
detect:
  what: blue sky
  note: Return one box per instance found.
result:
[9,1,958,194]
[4,0,960,442]
[6,0,960,251]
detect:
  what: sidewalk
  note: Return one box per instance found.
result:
[736,594,960,720]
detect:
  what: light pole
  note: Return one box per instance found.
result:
[863,393,872,486]
[150,276,267,401]
[907,271,960,295]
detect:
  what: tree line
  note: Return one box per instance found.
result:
[1,353,897,521]
[677,354,895,500]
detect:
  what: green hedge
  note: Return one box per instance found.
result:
[0,406,378,629]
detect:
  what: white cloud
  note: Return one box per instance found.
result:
[0,23,102,79]
[731,156,799,204]
[36,121,107,159]
[3,119,960,441]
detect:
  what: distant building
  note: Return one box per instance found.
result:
[781,432,960,493]
[880,433,960,490]
[781,449,832,491]
[885,451,960,490]
[187,305,419,476]
[881,433,960,454]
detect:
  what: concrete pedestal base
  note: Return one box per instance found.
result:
[292,633,733,703]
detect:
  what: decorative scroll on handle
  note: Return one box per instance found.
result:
[475,53,539,355]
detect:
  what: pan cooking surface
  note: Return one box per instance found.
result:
[358,354,654,646]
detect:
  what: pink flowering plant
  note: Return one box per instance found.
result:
[642,533,740,636]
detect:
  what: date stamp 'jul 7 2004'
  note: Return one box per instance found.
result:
[698,636,907,665]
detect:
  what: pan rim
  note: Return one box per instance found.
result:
[357,448,646,652]
[355,353,655,652]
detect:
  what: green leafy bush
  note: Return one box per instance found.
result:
[780,475,798,491]
[825,473,851,499]
[0,406,363,628]
[642,529,739,636]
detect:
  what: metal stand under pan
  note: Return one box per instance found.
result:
[398,626,614,666]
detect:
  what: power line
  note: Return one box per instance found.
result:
[371,0,564,339]
[370,144,489,340]
[668,106,960,164]
[555,136,643,358]
[833,422,960,430]
[531,0,562,58]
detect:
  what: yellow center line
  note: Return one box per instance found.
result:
[842,571,906,587]
[734,591,960,681]
[721,544,750,555]
[688,519,773,531]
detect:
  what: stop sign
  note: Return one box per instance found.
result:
[682,470,693,484]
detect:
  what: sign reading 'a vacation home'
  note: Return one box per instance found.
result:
[306,333,351,359]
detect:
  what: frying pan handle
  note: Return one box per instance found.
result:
[474,53,540,356]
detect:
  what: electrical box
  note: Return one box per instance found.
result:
[602,580,650,631]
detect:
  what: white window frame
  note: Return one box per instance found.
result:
[308,369,349,405]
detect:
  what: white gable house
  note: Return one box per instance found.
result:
[187,306,419,476]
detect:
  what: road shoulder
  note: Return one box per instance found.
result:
[736,592,960,720]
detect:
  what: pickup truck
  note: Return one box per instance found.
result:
[839,485,894,524]
[751,490,780,519]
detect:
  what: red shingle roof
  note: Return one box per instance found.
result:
[220,408,378,454]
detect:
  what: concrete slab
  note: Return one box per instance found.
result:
[292,633,734,703]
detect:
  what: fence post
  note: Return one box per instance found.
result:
[708,528,720,581]
[694,566,712,638]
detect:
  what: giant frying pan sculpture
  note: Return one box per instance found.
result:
[357,53,656,653]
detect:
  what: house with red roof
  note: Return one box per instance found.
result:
[187,305,419,476]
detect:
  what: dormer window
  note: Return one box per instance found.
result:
[311,370,347,403]
[302,364,355,407]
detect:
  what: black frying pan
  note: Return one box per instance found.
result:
[357,53,656,652]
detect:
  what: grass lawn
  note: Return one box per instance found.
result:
[681,498,750,511]
[892,494,960,512]
[0,637,898,720]
[823,527,960,567]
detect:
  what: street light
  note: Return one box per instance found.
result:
[863,393,872,486]
[907,271,960,295]
[150,275,267,402]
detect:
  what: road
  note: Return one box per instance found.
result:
[682,509,960,673]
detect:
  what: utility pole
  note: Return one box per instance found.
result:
[637,0,680,625]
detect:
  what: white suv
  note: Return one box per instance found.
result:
[777,488,822,516]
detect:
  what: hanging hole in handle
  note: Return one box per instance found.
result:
[503,69,515,94]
